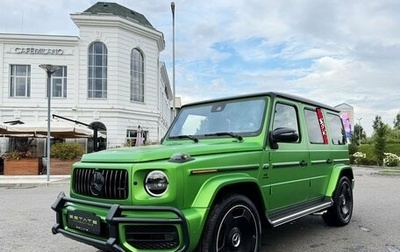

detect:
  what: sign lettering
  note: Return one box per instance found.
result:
[14,47,64,55]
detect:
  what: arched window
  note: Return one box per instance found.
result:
[88,42,107,98]
[130,49,144,102]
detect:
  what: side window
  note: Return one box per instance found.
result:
[327,113,346,145]
[273,103,299,142]
[304,109,324,144]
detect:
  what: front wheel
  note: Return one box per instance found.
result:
[197,194,261,252]
[323,176,353,226]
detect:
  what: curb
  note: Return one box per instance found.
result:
[0,175,70,187]
[377,169,400,176]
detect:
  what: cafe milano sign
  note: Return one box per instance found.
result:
[14,47,64,55]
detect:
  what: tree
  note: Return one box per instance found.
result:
[372,115,389,166]
[394,112,400,130]
[351,123,366,144]
[387,127,400,143]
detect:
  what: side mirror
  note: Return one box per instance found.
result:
[270,127,299,149]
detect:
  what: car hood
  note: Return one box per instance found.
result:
[80,141,263,163]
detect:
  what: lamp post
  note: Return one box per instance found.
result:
[171,2,176,117]
[357,117,363,145]
[39,64,60,182]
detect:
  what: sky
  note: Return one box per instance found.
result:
[1,0,400,136]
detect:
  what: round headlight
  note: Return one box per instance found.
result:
[144,170,169,197]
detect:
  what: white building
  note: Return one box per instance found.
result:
[334,103,354,141]
[0,2,173,153]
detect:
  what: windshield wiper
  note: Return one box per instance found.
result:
[205,132,243,141]
[169,135,199,143]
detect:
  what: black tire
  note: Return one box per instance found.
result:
[323,176,353,226]
[197,194,261,252]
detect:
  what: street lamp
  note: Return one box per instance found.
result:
[357,117,363,145]
[171,2,176,117]
[39,64,60,182]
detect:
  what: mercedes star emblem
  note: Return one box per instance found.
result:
[90,171,105,196]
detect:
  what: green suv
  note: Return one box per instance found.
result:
[52,92,354,252]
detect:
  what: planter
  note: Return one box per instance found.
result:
[49,158,80,175]
[3,158,40,175]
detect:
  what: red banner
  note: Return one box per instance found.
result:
[316,108,328,144]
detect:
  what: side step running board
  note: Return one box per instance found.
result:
[269,201,333,227]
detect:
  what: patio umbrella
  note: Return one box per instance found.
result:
[0,122,33,137]
[8,120,95,138]
[0,122,10,135]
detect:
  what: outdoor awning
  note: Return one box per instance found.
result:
[2,120,95,138]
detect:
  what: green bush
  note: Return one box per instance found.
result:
[353,143,400,166]
[352,152,366,165]
[51,142,84,160]
[383,153,400,167]
[357,144,377,165]
[387,143,400,156]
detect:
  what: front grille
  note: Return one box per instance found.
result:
[73,168,129,199]
[125,225,179,250]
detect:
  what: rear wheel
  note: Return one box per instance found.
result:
[197,194,261,252]
[323,176,353,226]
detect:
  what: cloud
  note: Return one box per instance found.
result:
[1,0,400,136]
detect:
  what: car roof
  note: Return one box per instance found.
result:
[181,92,339,113]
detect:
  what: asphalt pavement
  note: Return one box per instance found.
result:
[0,165,399,252]
[0,165,397,187]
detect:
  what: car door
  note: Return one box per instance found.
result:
[267,101,310,211]
[304,107,332,200]
[326,112,349,174]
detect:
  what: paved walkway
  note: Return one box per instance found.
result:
[0,175,70,186]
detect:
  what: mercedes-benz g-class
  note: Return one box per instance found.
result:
[52,92,354,251]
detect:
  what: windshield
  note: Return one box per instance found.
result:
[168,98,266,139]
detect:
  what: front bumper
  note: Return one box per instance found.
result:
[51,192,190,252]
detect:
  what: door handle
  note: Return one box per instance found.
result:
[326,159,333,164]
[300,160,308,167]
